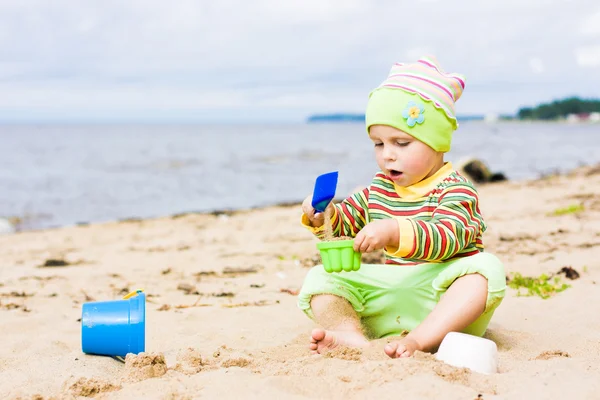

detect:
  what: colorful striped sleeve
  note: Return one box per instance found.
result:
[386,183,485,261]
[301,188,370,239]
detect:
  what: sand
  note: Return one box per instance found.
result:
[1,164,600,399]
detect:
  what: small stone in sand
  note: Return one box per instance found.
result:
[222,266,260,275]
[279,288,300,295]
[558,266,580,280]
[212,291,235,297]
[39,258,70,268]
[177,283,199,295]
[194,270,217,278]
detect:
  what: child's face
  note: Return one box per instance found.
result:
[369,124,444,187]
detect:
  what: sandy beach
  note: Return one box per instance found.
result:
[2,164,600,400]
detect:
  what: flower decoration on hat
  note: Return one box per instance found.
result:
[402,101,425,127]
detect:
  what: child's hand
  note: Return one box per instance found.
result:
[302,196,334,227]
[354,219,398,253]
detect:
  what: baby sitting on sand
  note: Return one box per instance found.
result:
[298,56,506,358]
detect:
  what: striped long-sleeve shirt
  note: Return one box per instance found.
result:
[301,163,486,265]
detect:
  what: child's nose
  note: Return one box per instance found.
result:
[383,145,396,161]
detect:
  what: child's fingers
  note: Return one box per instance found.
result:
[301,196,315,215]
[353,234,365,252]
[362,241,376,253]
[301,204,314,216]
[313,211,322,221]
[358,238,372,253]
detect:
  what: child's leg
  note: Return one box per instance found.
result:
[308,294,369,354]
[384,273,487,358]
[298,263,445,354]
[384,252,506,358]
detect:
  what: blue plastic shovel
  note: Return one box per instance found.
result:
[311,171,338,213]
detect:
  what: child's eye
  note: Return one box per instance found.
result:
[396,141,410,147]
[374,143,383,147]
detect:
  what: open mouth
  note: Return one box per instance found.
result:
[388,169,403,179]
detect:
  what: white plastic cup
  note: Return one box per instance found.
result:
[435,332,498,374]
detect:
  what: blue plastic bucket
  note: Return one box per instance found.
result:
[81,290,146,357]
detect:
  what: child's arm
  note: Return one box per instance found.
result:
[301,188,370,239]
[386,183,485,261]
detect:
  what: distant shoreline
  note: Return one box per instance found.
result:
[306,113,600,124]
[306,113,495,123]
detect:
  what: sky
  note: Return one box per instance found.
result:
[0,0,599,123]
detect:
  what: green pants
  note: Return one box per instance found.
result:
[297,252,506,338]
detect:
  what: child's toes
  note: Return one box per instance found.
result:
[384,343,399,358]
[394,344,409,358]
[398,346,411,357]
[385,341,414,358]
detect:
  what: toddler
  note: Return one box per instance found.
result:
[298,56,506,358]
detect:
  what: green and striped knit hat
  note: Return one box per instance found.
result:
[365,56,466,152]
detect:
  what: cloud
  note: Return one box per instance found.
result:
[579,9,600,36]
[575,46,600,67]
[0,0,597,121]
[529,58,545,74]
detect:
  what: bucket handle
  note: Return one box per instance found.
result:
[122,289,144,299]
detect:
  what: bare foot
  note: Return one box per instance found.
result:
[384,337,422,358]
[309,328,369,354]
